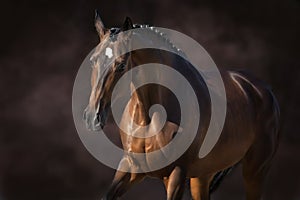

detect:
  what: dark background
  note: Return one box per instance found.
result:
[1,0,299,199]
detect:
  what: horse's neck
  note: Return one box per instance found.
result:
[128,86,151,126]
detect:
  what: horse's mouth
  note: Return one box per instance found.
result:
[98,105,109,129]
[97,112,107,130]
[83,106,109,131]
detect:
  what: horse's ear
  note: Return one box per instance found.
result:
[94,9,106,39]
[122,17,133,31]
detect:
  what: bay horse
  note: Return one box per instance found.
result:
[83,12,280,200]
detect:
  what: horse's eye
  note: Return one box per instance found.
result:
[116,63,125,72]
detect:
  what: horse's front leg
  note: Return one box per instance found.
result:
[190,176,213,200]
[102,170,144,200]
[102,157,144,200]
[102,170,130,200]
[165,166,186,200]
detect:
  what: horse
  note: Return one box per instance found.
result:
[83,11,280,200]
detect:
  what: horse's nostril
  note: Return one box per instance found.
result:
[95,114,100,124]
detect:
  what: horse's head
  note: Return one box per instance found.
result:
[83,11,134,131]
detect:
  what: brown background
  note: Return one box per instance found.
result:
[0,0,299,199]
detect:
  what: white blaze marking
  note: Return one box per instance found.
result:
[105,47,113,58]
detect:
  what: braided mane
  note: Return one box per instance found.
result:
[109,24,186,58]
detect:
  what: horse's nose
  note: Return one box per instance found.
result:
[83,109,92,129]
[83,109,87,120]
[95,113,100,126]
[83,107,103,131]
[100,121,105,129]
[83,108,95,130]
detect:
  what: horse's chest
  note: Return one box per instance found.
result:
[144,137,160,152]
[123,137,163,153]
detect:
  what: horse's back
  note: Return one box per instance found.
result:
[187,69,280,177]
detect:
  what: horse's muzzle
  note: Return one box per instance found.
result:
[83,106,107,131]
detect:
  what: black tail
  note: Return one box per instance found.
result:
[209,167,234,193]
[183,166,234,197]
